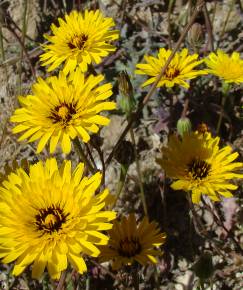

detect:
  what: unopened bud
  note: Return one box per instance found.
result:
[114,140,135,166]
[177,117,192,136]
[188,23,204,50]
[117,71,136,116]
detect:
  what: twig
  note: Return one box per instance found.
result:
[203,2,214,51]
[73,137,96,174]
[216,83,230,134]
[105,0,205,167]
[7,25,36,78]
[0,16,5,61]
[18,0,28,95]
[168,0,175,49]
[85,143,97,170]
[56,271,67,290]
[0,45,42,67]
[181,97,189,118]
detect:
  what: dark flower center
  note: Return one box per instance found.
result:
[49,102,77,126]
[165,66,180,80]
[118,237,142,258]
[187,158,211,180]
[68,34,88,50]
[35,205,69,234]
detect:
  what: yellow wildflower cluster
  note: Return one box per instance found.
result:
[0,6,242,284]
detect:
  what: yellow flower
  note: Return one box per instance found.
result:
[205,50,243,84]
[11,68,116,154]
[0,158,116,279]
[99,214,166,269]
[40,10,119,74]
[135,48,206,89]
[157,132,243,204]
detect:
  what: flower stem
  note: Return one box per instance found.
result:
[73,137,96,174]
[111,164,128,209]
[129,127,148,216]
[216,83,230,134]
[56,271,67,290]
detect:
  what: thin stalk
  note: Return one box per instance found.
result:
[129,127,148,216]
[95,145,106,185]
[85,275,90,290]
[7,24,36,78]
[18,0,28,95]
[73,138,96,174]
[168,0,175,49]
[203,2,214,51]
[216,83,230,134]
[85,143,97,170]
[111,164,128,209]
[0,21,5,61]
[217,0,235,49]
[105,0,205,167]
[56,271,67,290]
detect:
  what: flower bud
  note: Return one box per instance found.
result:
[192,252,214,281]
[114,140,135,166]
[188,23,204,51]
[177,117,192,137]
[117,71,136,116]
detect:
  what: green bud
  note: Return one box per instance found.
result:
[192,252,214,281]
[117,71,136,116]
[177,117,192,136]
[188,23,204,51]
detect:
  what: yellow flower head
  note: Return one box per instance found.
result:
[0,158,116,279]
[99,214,166,269]
[135,48,206,89]
[205,50,243,84]
[40,10,119,74]
[157,132,243,203]
[11,68,116,154]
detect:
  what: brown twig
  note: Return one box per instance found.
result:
[203,2,214,52]
[168,0,175,49]
[6,25,36,78]
[105,0,205,167]
[181,97,189,118]
[56,271,67,290]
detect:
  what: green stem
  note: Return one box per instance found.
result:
[129,127,148,216]
[111,164,128,209]
[73,138,96,174]
[216,83,230,134]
